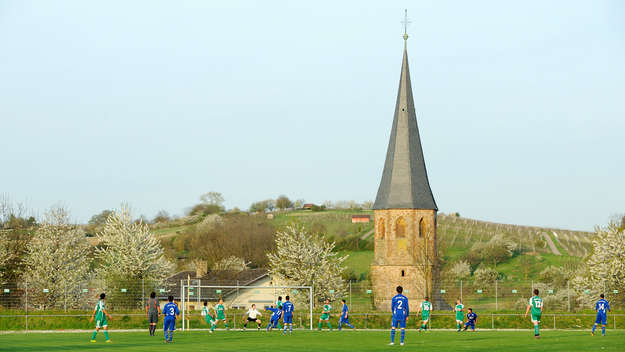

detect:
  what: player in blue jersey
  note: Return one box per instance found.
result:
[591,294,611,336]
[282,295,294,334]
[389,286,409,346]
[338,299,355,330]
[462,308,478,331]
[265,304,283,331]
[163,296,180,343]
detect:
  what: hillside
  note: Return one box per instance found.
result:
[154,209,594,282]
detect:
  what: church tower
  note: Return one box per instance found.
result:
[370,15,439,309]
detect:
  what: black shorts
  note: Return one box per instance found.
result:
[247,317,258,322]
[148,311,158,324]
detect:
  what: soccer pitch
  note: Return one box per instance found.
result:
[2,330,623,352]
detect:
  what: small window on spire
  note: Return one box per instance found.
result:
[401,270,405,277]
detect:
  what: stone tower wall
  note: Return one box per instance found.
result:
[370,209,438,310]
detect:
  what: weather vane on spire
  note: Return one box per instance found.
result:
[401,9,411,42]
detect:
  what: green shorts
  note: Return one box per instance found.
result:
[320,313,330,320]
[455,313,464,321]
[95,316,108,328]
[216,314,226,320]
[531,313,541,322]
[421,313,430,321]
[205,315,215,324]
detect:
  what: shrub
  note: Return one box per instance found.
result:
[473,266,499,285]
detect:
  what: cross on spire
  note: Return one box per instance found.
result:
[401,9,411,43]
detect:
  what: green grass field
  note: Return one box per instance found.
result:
[2,330,623,352]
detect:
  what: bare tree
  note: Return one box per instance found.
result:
[200,192,225,206]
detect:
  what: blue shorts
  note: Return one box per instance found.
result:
[595,313,607,325]
[283,315,293,324]
[270,317,280,327]
[391,317,406,329]
[465,321,475,329]
[340,317,350,324]
[163,317,176,331]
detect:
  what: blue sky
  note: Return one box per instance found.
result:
[1,1,623,230]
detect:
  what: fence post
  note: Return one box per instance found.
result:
[567,281,570,312]
[349,280,352,308]
[495,280,498,311]
[614,315,616,330]
[197,279,200,306]
[553,314,556,329]
[64,285,67,313]
[365,313,368,329]
[180,280,185,331]
[491,313,494,329]
[142,277,145,310]
[25,280,28,331]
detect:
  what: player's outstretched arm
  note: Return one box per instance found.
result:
[89,308,96,322]
[524,305,530,317]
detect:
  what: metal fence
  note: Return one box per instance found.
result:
[0,279,623,331]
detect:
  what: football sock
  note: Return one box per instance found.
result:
[534,325,539,336]
[318,322,322,330]
[327,322,333,330]
[289,324,293,333]
[390,329,395,343]
[103,331,109,341]
[347,322,354,329]
[169,331,173,341]
[592,324,597,333]
[211,323,215,332]
[400,329,405,343]
[164,330,168,340]
[91,330,97,340]
[602,326,606,335]
[457,323,461,330]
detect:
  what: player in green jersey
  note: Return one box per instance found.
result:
[89,293,112,343]
[524,289,543,338]
[417,297,432,332]
[202,301,217,334]
[454,299,464,331]
[318,298,333,331]
[213,298,230,330]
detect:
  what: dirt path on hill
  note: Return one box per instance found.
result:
[542,232,561,255]
[360,229,374,240]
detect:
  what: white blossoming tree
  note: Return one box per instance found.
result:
[448,260,471,281]
[95,206,174,307]
[268,225,347,306]
[573,221,625,307]
[0,234,14,284]
[23,207,91,309]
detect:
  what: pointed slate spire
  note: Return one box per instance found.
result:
[373,38,437,210]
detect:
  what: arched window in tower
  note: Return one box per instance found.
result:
[396,217,406,238]
[419,218,425,238]
[378,219,386,239]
